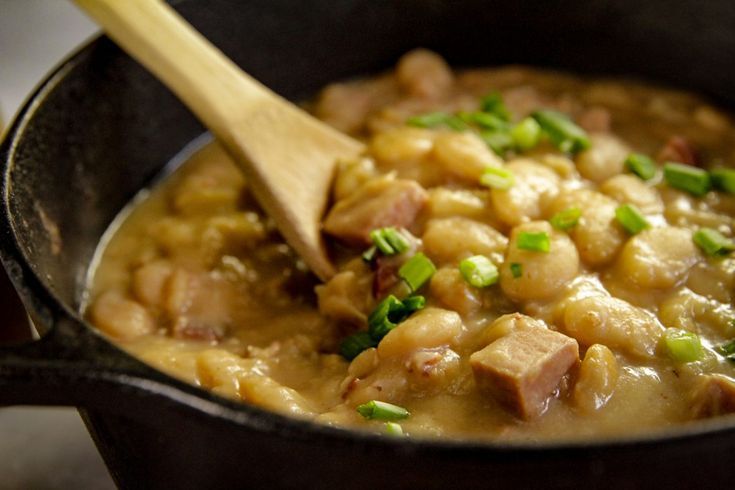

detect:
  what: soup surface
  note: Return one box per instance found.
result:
[88,50,735,441]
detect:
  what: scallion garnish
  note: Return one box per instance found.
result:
[510,262,523,278]
[459,255,499,288]
[693,228,735,256]
[517,231,550,252]
[663,162,711,196]
[384,422,405,436]
[510,117,542,151]
[357,400,410,421]
[479,167,515,190]
[663,328,703,363]
[717,339,735,362]
[550,207,582,231]
[367,294,426,342]
[531,110,590,154]
[624,153,656,181]
[480,130,515,156]
[615,204,650,235]
[369,227,410,256]
[710,168,735,194]
[479,92,511,121]
[406,112,452,128]
[340,332,377,360]
[398,253,436,292]
[362,245,378,263]
[458,111,509,131]
[400,295,426,312]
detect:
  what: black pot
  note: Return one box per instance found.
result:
[2,1,735,488]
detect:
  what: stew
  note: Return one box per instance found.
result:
[87,50,735,441]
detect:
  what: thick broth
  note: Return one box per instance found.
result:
[88,50,735,441]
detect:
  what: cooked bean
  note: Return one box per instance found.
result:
[562,295,665,358]
[615,226,701,289]
[430,267,483,317]
[423,217,507,265]
[550,188,626,267]
[500,221,579,301]
[600,174,663,214]
[433,131,503,182]
[575,133,630,183]
[490,159,561,226]
[90,291,155,340]
[573,344,619,412]
[396,49,454,98]
[378,308,464,358]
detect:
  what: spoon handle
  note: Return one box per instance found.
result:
[74,0,362,281]
[73,0,274,137]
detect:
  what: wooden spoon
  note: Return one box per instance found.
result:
[73,0,364,280]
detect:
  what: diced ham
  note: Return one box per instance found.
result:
[690,374,735,419]
[323,177,428,245]
[470,326,579,419]
[657,135,700,166]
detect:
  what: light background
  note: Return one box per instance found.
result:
[1,1,114,488]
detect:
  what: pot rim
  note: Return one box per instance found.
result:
[3,30,735,457]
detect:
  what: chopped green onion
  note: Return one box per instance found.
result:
[663,162,711,196]
[398,253,436,292]
[357,400,410,421]
[368,295,404,338]
[710,168,735,194]
[517,231,550,252]
[384,422,405,436]
[510,262,523,278]
[445,116,469,131]
[479,167,515,190]
[510,117,542,150]
[406,112,451,128]
[624,153,656,181]
[717,339,735,362]
[615,204,650,235]
[366,294,426,344]
[480,92,511,121]
[401,295,426,312]
[663,328,703,363]
[340,332,377,360]
[459,256,499,288]
[362,245,378,263]
[531,110,590,154]
[369,227,410,255]
[406,112,467,131]
[458,111,509,131]
[693,228,735,256]
[550,207,582,231]
[480,130,514,156]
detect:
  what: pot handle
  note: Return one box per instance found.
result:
[0,311,153,408]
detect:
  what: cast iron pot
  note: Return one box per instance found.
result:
[3,0,735,488]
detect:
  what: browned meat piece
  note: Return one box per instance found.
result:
[172,316,224,343]
[577,106,611,133]
[690,374,735,418]
[657,135,700,166]
[323,177,428,245]
[470,327,579,419]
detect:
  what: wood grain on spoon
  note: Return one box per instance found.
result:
[73,0,364,280]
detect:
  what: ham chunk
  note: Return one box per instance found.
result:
[470,326,579,419]
[323,177,428,245]
[690,374,735,419]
